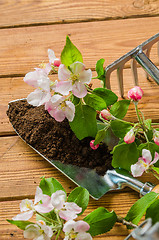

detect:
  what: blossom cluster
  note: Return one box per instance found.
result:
[12,186,92,240]
[24,49,92,123]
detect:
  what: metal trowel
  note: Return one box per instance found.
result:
[8,99,158,200]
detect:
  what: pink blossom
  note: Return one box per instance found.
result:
[24,68,55,107]
[131,149,159,177]
[56,62,92,98]
[127,86,143,102]
[90,140,99,150]
[23,220,53,240]
[153,130,159,146]
[101,109,113,120]
[12,187,54,221]
[124,129,135,144]
[51,190,82,221]
[48,49,61,67]
[45,94,75,122]
[63,220,92,240]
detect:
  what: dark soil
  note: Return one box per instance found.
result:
[7,100,113,175]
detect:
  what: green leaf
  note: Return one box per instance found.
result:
[96,120,119,149]
[69,103,97,140]
[70,95,80,105]
[144,119,152,130]
[151,166,159,174]
[111,120,132,138]
[112,142,139,171]
[146,199,159,225]
[39,177,65,197]
[93,88,118,107]
[95,58,105,81]
[94,128,107,145]
[125,192,159,227]
[36,210,57,225]
[7,220,34,230]
[67,187,89,215]
[138,142,159,165]
[110,100,130,119]
[84,93,106,111]
[84,207,117,236]
[61,36,83,67]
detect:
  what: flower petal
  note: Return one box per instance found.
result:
[151,152,159,165]
[34,187,43,204]
[142,149,152,164]
[76,232,92,240]
[58,64,70,81]
[12,210,33,221]
[59,209,77,221]
[72,82,87,98]
[74,220,90,232]
[44,63,52,75]
[65,101,75,122]
[48,49,56,63]
[131,161,145,177]
[24,224,41,239]
[70,62,85,74]
[51,108,66,122]
[65,202,82,214]
[79,69,92,84]
[27,89,51,107]
[63,220,75,233]
[23,71,39,88]
[34,202,53,213]
[56,81,72,95]
[20,199,33,212]
[51,190,66,210]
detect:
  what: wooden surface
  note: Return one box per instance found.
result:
[0,1,159,239]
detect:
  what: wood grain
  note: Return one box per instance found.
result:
[0,0,158,28]
[0,17,159,76]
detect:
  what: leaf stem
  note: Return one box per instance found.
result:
[36,211,58,224]
[116,215,137,228]
[55,229,61,240]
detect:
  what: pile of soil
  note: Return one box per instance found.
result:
[7,100,113,175]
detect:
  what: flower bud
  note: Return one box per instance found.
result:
[124,129,135,144]
[127,86,143,102]
[101,109,113,120]
[153,130,159,146]
[90,140,99,150]
[54,59,61,67]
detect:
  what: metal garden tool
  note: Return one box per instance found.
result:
[8,99,159,200]
[105,33,159,97]
[125,218,159,240]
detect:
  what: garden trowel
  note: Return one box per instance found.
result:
[8,99,158,200]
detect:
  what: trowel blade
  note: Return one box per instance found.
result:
[8,99,119,200]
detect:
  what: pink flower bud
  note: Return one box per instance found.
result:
[54,59,61,67]
[127,86,143,102]
[90,140,99,150]
[124,129,135,144]
[153,130,159,146]
[101,109,112,120]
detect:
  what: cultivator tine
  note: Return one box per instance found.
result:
[131,58,138,86]
[117,66,124,98]
[105,33,159,97]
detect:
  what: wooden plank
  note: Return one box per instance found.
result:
[0,136,158,200]
[0,0,158,28]
[1,65,159,135]
[0,17,159,76]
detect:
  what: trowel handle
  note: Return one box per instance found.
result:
[107,169,157,197]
